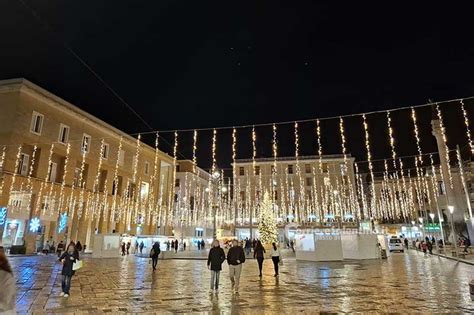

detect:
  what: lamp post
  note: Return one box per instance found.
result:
[448,205,458,256]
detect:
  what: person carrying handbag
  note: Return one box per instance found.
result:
[58,242,80,298]
[270,242,282,277]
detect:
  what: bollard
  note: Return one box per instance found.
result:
[470,280,474,301]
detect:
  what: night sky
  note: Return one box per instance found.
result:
[1,1,474,173]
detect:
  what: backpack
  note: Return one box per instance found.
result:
[149,248,155,258]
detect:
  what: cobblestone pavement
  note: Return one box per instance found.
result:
[10,251,474,314]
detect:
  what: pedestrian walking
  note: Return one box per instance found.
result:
[197,240,201,250]
[75,241,83,253]
[183,241,186,251]
[56,240,65,258]
[427,240,433,255]
[121,242,126,256]
[201,239,205,250]
[0,249,16,314]
[174,239,178,253]
[421,241,428,256]
[150,242,161,271]
[58,242,80,298]
[270,242,282,277]
[254,240,266,277]
[207,240,226,292]
[227,239,245,294]
[126,242,131,255]
[244,238,251,256]
[134,240,139,254]
[139,241,144,254]
[289,240,295,253]
[404,238,409,249]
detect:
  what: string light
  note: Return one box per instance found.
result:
[58,143,71,213]
[24,145,38,216]
[9,145,23,195]
[76,150,87,219]
[91,139,105,219]
[231,128,237,221]
[272,124,278,204]
[435,104,454,189]
[0,146,6,196]
[39,143,55,216]
[456,147,473,220]
[460,100,473,153]
[294,122,303,222]
[362,114,376,218]
[111,137,123,223]
[170,131,178,224]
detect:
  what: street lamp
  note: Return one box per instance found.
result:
[448,205,458,256]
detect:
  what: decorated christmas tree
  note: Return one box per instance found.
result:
[258,191,278,244]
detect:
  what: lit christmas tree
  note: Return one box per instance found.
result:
[258,191,278,244]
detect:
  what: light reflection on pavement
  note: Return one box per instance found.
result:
[10,250,474,313]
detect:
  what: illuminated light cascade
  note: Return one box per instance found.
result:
[9,145,23,197]
[294,122,303,222]
[91,139,105,219]
[76,149,87,219]
[354,163,366,220]
[24,145,38,214]
[131,134,142,224]
[57,143,71,214]
[147,132,160,225]
[460,100,473,153]
[0,146,6,196]
[251,126,257,218]
[339,117,356,221]
[111,137,123,223]
[435,104,454,189]
[192,130,199,226]
[362,114,377,219]
[398,158,410,220]
[316,119,328,221]
[386,111,403,220]
[456,148,473,220]
[37,143,54,216]
[272,124,278,205]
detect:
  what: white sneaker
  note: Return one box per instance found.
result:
[60,292,65,297]
[64,294,69,298]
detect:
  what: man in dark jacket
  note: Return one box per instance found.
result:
[207,240,226,292]
[227,239,246,293]
[150,242,161,271]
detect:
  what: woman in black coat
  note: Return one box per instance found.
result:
[207,240,226,292]
[58,242,80,297]
[254,240,266,277]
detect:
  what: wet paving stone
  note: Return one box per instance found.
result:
[9,251,474,313]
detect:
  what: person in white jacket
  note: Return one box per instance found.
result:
[270,242,282,277]
[0,249,16,314]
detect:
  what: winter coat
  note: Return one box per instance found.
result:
[150,243,161,258]
[0,270,16,314]
[270,247,281,257]
[59,251,79,276]
[207,247,226,271]
[254,246,266,259]
[227,246,246,265]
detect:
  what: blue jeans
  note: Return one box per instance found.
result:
[62,275,72,294]
[210,270,220,290]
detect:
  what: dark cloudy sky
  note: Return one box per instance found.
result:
[1,1,474,172]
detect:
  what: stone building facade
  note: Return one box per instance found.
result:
[0,78,174,253]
